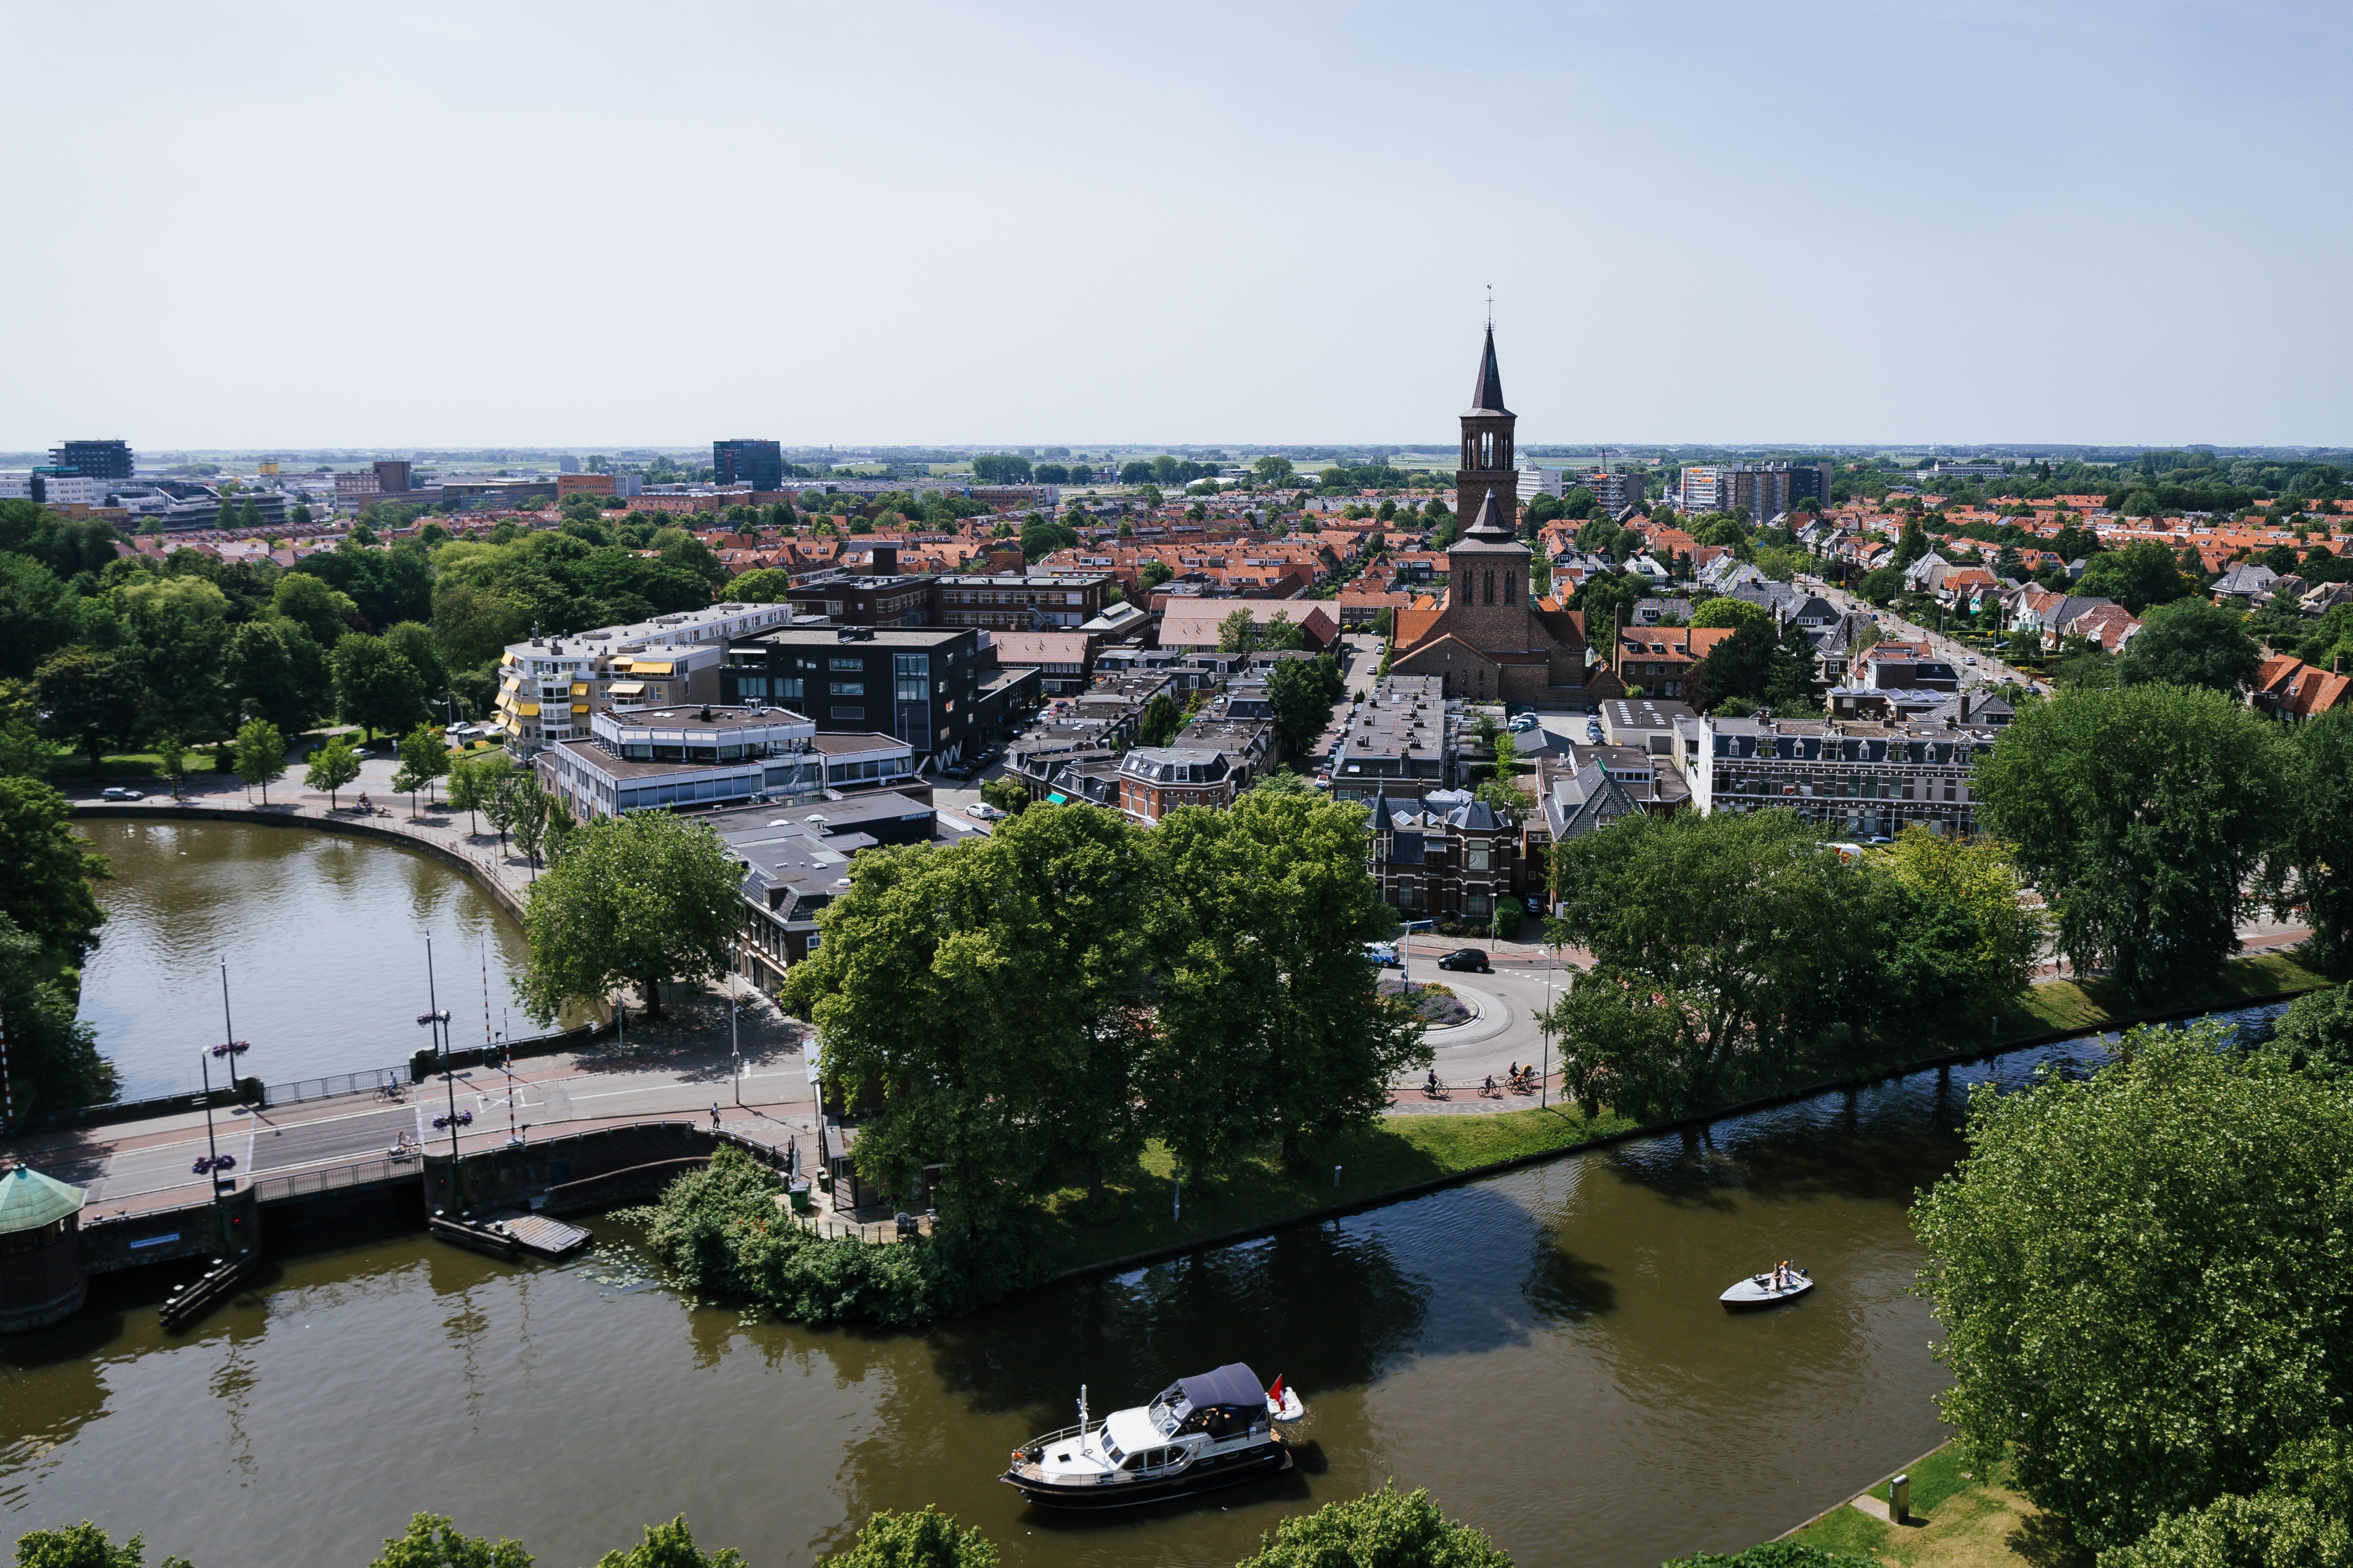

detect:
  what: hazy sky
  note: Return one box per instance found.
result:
[5,2,2348,450]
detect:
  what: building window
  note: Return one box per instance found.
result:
[831,705,865,721]
[1466,843,1490,871]
[829,657,864,671]
[831,680,864,696]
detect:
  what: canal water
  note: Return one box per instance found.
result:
[9,1019,2287,1568]
[72,820,538,1102]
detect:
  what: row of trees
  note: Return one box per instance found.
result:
[14,1484,1512,1567]
[1543,814,2042,1118]
[0,768,114,1112]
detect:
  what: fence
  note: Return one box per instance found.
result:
[263,1067,405,1108]
[249,1155,417,1206]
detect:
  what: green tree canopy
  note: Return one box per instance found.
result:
[516,809,740,1023]
[1265,657,1337,757]
[1913,1020,2353,1551]
[591,1516,744,1568]
[726,568,794,604]
[225,617,331,735]
[271,571,360,647]
[232,718,287,804]
[2281,708,2353,973]
[391,723,449,815]
[1136,691,1183,748]
[1973,684,2290,995]
[332,633,428,740]
[364,1512,532,1568]
[0,775,108,967]
[1233,1482,1512,1568]
[817,1508,998,1568]
[1690,597,1771,632]
[2078,538,2199,614]
[305,734,362,809]
[2116,598,2262,692]
[9,1520,193,1568]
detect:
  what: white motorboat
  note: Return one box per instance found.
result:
[1001,1363,1304,1510]
[1721,1266,1813,1310]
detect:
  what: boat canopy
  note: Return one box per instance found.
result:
[1176,1363,1264,1411]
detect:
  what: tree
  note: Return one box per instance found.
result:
[1691,598,1770,632]
[153,732,188,801]
[970,453,1032,485]
[1912,1020,2353,1551]
[1260,611,1305,651]
[1549,809,1877,1112]
[492,770,547,867]
[118,575,234,744]
[0,552,75,681]
[1234,1483,1512,1568]
[331,633,427,740]
[818,1507,997,1568]
[1136,691,1183,748]
[2264,984,2353,1080]
[781,805,1156,1228]
[9,1520,193,1568]
[1265,657,1336,758]
[1973,685,2290,996]
[1252,455,1295,487]
[35,647,140,775]
[1144,791,1428,1167]
[1858,566,1906,606]
[445,749,513,835]
[272,571,360,646]
[384,621,451,710]
[2282,709,2353,975]
[727,568,794,603]
[592,1517,744,1568]
[516,808,738,1025]
[1692,619,1776,712]
[1217,608,1258,655]
[1475,729,1523,816]
[1870,829,2041,997]
[1892,516,1929,568]
[2078,538,2198,614]
[2116,597,2262,692]
[225,618,331,734]
[0,912,116,1117]
[305,734,362,810]
[1018,514,1077,562]
[364,1512,532,1568]
[0,776,108,967]
[391,723,448,816]
[232,718,287,804]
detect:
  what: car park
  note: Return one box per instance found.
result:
[1436,947,1492,973]
[100,786,145,801]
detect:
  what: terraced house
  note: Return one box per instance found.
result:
[1685,710,2001,838]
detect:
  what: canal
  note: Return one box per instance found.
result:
[8,1030,2236,1568]
[73,819,538,1102]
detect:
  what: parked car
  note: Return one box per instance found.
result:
[1584,720,1603,744]
[1363,941,1401,968]
[967,802,1005,821]
[1437,947,1492,973]
[100,786,145,801]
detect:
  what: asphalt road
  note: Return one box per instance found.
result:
[1801,574,2037,693]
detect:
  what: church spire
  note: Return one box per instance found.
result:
[1467,323,1508,416]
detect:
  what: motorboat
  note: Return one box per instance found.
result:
[1721,1266,1813,1310]
[1001,1362,1304,1510]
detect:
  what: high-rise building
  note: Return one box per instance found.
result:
[48,440,134,481]
[713,439,784,491]
[1677,461,1834,518]
[373,459,413,495]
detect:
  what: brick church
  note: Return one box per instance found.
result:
[1388,327,1621,711]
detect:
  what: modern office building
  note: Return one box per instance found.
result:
[373,459,413,495]
[722,625,987,765]
[934,572,1111,630]
[1677,462,1835,518]
[48,440,134,481]
[713,439,785,491]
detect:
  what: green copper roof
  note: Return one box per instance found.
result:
[0,1164,88,1234]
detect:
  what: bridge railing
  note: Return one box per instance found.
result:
[250,1155,417,1206]
[263,1067,405,1108]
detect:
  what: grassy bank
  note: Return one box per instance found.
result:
[1026,956,2335,1282]
[1029,1104,1637,1275]
[1788,1444,2052,1568]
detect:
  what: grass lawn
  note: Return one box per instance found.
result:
[1790,1445,2055,1568]
[1029,1104,1635,1276]
[1996,952,2330,1044]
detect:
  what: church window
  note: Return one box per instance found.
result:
[1484,571,1495,606]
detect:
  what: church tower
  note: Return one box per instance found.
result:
[1456,325,1517,536]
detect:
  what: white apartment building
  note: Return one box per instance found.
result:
[495,602,795,757]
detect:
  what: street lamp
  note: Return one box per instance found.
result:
[200,958,251,1254]
[1541,943,1556,1112]
[418,936,461,1200]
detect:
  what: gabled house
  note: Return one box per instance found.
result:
[1368,791,1519,924]
[2251,654,2350,721]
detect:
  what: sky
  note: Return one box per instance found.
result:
[4,1,2349,451]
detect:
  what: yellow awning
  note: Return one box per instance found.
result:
[570,704,589,714]
[570,683,590,696]
[630,659,677,676]
[608,681,648,696]
[501,651,518,666]
[517,703,541,718]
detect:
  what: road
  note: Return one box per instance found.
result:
[1801,574,2038,694]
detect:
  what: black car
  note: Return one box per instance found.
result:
[1436,948,1492,974]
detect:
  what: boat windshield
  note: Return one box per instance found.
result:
[1102,1439,1124,1465]
[1147,1391,1187,1438]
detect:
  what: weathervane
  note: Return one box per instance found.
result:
[1486,284,1493,328]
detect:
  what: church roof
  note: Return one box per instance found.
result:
[1447,492,1529,554]
[1466,325,1510,416]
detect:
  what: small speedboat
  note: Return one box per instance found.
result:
[1001,1362,1304,1510]
[1721,1267,1813,1310]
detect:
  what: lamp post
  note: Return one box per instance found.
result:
[418,936,461,1204]
[1542,943,1556,1111]
[197,958,250,1254]
[730,987,742,1109]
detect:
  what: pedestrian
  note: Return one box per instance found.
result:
[711,1103,721,1129]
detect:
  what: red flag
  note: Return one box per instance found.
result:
[1267,1374,1285,1402]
